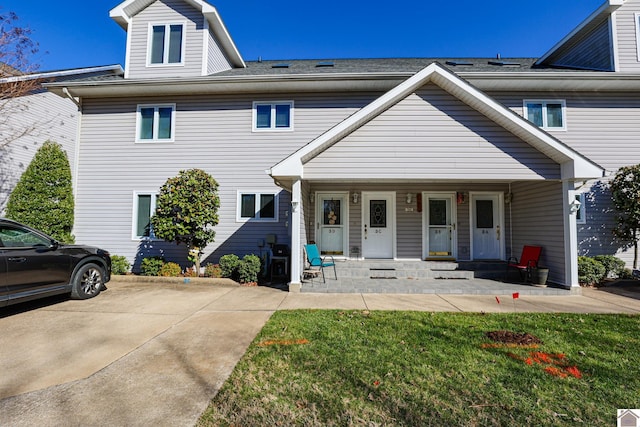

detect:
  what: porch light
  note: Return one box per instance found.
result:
[569,197,581,214]
[291,200,299,212]
[352,192,359,204]
[310,193,315,203]
[406,193,415,204]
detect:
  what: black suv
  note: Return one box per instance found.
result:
[0,218,111,307]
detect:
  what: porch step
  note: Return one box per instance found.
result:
[457,261,508,280]
[333,261,474,280]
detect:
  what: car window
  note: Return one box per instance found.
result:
[0,224,51,248]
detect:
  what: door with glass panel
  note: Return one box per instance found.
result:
[362,192,395,259]
[423,193,456,259]
[316,193,347,255]
[471,193,503,260]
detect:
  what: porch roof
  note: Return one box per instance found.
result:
[269,63,604,187]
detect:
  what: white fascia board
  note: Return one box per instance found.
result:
[536,0,625,66]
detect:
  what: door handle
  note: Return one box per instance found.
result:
[496,225,501,241]
[8,257,27,263]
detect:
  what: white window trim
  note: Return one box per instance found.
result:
[236,190,279,222]
[146,22,186,67]
[132,191,159,240]
[136,103,176,143]
[523,99,567,131]
[575,193,586,225]
[252,101,294,132]
[635,13,640,62]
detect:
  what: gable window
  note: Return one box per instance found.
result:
[133,192,158,239]
[575,193,586,225]
[252,101,293,131]
[148,23,184,65]
[523,100,566,130]
[237,191,278,222]
[137,104,175,142]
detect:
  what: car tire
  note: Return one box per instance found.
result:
[70,263,105,300]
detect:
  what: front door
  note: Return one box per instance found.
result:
[316,193,347,255]
[362,192,395,259]
[471,193,503,260]
[423,193,457,259]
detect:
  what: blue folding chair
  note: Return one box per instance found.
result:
[304,244,337,283]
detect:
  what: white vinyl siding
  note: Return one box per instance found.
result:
[614,1,640,71]
[148,23,185,66]
[236,191,278,222]
[206,28,233,75]
[523,100,566,131]
[544,19,614,71]
[136,104,175,142]
[252,101,294,131]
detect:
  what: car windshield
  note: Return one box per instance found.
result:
[0,225,51,248]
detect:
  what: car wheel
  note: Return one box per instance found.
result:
[71,263,105,299]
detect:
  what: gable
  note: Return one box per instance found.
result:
[541,19,613,71]
[304,84,560,181]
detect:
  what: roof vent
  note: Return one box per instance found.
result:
[272,63,290,69]
[445,60,473,66]
[488,60,520,67]
[316,61,335,67]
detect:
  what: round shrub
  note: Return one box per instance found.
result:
[141,256,165,276]
[204,263,222,278]
[110,255,131,275]
[219,254,240,279]
[578,256,605,286]
[592,255,626,279]
[238,254,261,284]
[160,262,182,277]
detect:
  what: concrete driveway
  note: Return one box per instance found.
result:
[1,278,639,426]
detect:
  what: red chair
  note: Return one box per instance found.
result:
[506,246,542,283]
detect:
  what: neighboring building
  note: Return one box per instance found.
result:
[0,65,123,213]
[45,0,640,288]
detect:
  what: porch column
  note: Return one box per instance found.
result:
[562,180,580,288]
[289,179,302,287]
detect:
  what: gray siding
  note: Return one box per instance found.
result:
[74,93,375,267]
[546,19,613,71]
[304,84,560,181]
[615,0,640,72]
[509,181,566,285]
[126,0,205,79]
[207,28,232,75]
[1,91,78,213]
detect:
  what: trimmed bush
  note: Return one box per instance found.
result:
[578,256,606,286]
[141,256,165,276]
[592,255,626,279]
[204,263,223,278]
[219,254,240,279]
[110,255,131,275]
[160,262,182,277]
[238,254,261,284]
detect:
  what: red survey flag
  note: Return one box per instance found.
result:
[512,292,520,299]
[495,296,501,304]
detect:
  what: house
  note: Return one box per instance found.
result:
[0,65,123,213]
[44,0,640,289]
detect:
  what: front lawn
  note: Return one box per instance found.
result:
[198,311,640,426]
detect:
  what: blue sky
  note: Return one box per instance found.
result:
[7,0,605,71]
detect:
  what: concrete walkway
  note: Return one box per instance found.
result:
[0,278,639,426]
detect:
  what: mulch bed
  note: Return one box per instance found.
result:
[485,330,543,345]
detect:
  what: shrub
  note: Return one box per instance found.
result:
[219,254,240,279]
[592,255,626,279]
[204,263,223,278]
[578,256,605,286]
[141,256,165,276]
[110,255,131,275]
[159,262,182,277]
[183,267,199,277]
[238,254,261,284]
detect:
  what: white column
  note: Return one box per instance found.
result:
[289,179,302,286]
[562,180,580,288]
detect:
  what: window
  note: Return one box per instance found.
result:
[0,224,50,247]
[148,23,184,65]
[523,100,566,130]
[133,193,158,239]
[136,104,175,142]
[252,101,293,131]
[237,191,278,222]
[575,193,586,225]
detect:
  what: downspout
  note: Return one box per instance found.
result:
[62,87,81,108]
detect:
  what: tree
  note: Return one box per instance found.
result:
[5,141,75,243]
[610,164,640,269]
[151,169,220,274]
[1,11,41,148]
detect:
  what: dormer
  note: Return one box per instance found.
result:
[110,0,245,79]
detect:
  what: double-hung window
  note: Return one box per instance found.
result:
[148,23,184,65]
[523,100,566,130]
[137,104,175,142]
[133,192,158,239]
[237,191,278,222]
[252,101,293,131]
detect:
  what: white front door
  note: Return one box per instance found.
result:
[316,193,348,255]
[471,193,504,260]
[362,192,395,259]
[423,193,457,259]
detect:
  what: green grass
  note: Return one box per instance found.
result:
[198,311,640,426]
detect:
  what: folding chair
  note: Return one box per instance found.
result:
[304,244,337,283]
[506,245,542,283]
